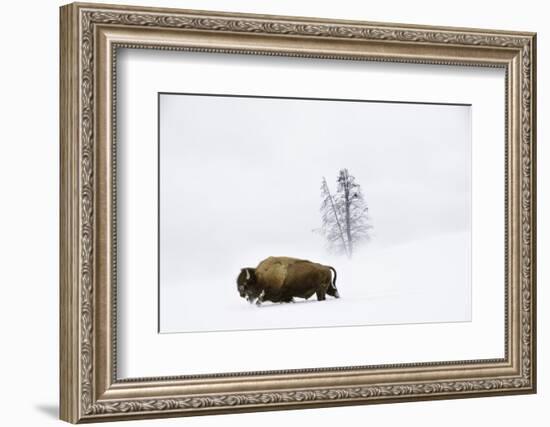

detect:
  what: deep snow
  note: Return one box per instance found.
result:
[160,231,471,333]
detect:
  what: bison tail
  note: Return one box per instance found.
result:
[328,266,338,291]
[329,266,337,286]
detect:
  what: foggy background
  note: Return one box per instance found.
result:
[159,94,471,332]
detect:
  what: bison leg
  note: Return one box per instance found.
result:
[316,289,326,301]
[327,284,340,298]
[255,290,265,306]
[330,288,340,298]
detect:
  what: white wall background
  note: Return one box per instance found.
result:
[0,0,545,426]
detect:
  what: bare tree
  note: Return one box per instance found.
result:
[318,169,372,257]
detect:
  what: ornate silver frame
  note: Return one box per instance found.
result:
[60,2,536,423]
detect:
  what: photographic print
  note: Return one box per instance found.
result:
[159,93,471,333]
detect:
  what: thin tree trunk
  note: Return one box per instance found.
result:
[343,173,353,258]
[323,178,349,257]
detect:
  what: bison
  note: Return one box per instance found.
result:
[236,256,339,306]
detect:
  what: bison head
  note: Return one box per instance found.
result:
[236,267,261,303]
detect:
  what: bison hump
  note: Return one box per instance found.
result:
[255,258,289,291]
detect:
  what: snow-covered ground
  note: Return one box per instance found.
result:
[161,231,471,333]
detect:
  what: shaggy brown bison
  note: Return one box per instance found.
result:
[237,256,339,306]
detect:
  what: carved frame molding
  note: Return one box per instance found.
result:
[60,2,536,423]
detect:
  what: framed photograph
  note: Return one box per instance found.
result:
[60,2,537,423]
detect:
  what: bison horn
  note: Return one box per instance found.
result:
[245,269,250,280]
